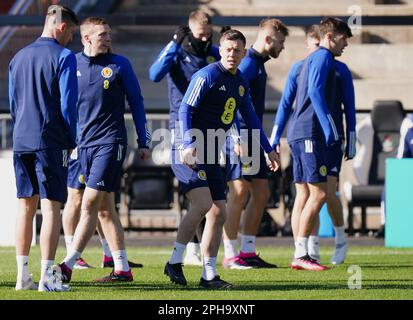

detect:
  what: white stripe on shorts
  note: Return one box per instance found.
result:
[117,145,123,161]
[305,140,313,153]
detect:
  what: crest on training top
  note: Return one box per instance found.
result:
[101,67,113,78]
[239,85,245,97]
[206,56,216,64]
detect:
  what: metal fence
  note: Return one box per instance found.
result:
[0,112,171,151]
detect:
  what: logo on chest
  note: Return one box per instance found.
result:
[101,67,113,90]
[101,67,113,79]
[206,56,216,64]
[221,97,236,125]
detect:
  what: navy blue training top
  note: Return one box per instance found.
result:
[178,62,273,154]
[272,57,356,157]
[237,48,269,127]
[286,47,340,146]
[149,41,220,129]
[9,37,78,152]
[401,127,413,158]
[76,52,150,149]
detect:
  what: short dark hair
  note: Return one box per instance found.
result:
[46,5,78,26]
[305,24,320,40]
[259,18,289,36]
[319,17,352,38]
[220,29,246,47]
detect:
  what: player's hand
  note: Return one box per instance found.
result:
[275,144,280,154]
[267,150,280,172]
[220,25,231,34]
[173,25,190,45]
[69,147,78,159]
[234,143,241,156]
[182,147,197,168]
[138,148,151,161]
[234,142,247,158]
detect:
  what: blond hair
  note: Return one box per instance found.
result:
[259,18,289,36]
[188,10,212,25]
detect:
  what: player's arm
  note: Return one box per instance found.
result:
[238,57,258,83]
[121,57,151,157]
[236,59,259,155]
[308,52,339,146]
[178,72,211,165]
[58,50,78,147]
[148,26,189,82]
[397,122,413,159]
[402,134,412,158]
[238,91,279,171]
[271,62,300,150]
[8,64,15,122]
[339,63,356,160]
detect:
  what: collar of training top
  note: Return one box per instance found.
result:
[37,37,59,44]
[248,47,270,63]
[317,46,335,58]
[80,51,111,62]
[217,61,239,76]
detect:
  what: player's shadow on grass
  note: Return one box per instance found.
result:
[0,282,16,288]
[69,279,350,291]
[358,283,413,290]
[36,279,413,292]
[354,264,413,269]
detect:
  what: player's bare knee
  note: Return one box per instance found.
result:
[98,209,111,221]
[315,190,327,204]
[230,180,248,202]
[207,207,226,225]
[237,182,249,200]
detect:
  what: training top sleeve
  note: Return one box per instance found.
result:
[58,50,78,146]
[8,63,14,120]
[402,134,413,158]
[179,71,211,148]
[338,62,356,159]
[238,57,257,82]
[120,57,151,148]
[210,45,221,61]
[271,61,301,148]
[238,90,273,154]
[397,117,413,158]
[308,51,339,145]
[149,41,180,82]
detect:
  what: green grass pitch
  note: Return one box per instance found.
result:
[0,246,412,300]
